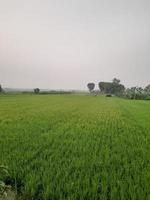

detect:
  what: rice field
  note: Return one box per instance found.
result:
[0,94,150,200]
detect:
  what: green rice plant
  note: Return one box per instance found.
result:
[0,95,150,200]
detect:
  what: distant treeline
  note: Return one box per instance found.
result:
[39,91,74,95]
[87,78,150,100]
[1,80,150,100]
[0,85,79,95]
[33,89,77,95]
[22,91,74,95]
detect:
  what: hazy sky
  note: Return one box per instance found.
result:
[0,0,150,90]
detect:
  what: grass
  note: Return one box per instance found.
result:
[0,94,150,200]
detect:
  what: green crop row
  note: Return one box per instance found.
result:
[0,95,150,200]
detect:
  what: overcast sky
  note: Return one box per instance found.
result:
[0,0,150,90]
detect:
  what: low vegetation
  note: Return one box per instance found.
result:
[87,78,150,100]
[0,165,13,199]
[1,79,150,100]
[0,95,150,200]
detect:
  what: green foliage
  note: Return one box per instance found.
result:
[112,78,121,84]
[34,88,40,94]
[87,83,95,92]
[144,84,150,93]
[98,80,125,95]
[125,87,150,100]
[0,95,150,200]
[0,85,3,93]
[99,82,113,94]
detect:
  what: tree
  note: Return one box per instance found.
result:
[125,87,147,99]
[136,87,144,94]
[98,82,113,94]
[144,85,150,93]
[87,83,95,92]
[0,85,3,93]
[112,78,120,85]
[34,88,40,94]
[111,82,125,95]
[98,79,125,95]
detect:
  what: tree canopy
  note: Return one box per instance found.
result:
[98,79,125,95]
[0,85,3,93]
[87,83,95,92]
[34,88,40,94]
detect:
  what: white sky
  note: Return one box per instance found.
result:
[0,0,150,90]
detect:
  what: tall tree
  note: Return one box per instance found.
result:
[112,78,120,85]
[144,85,150,93]
[87,83,95,92]
[0,85,3,93]
[98,82,113,94]
[34,88,40,94]
[112,83,125,95]
[136,87,144,94]
[99,79,125,95]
